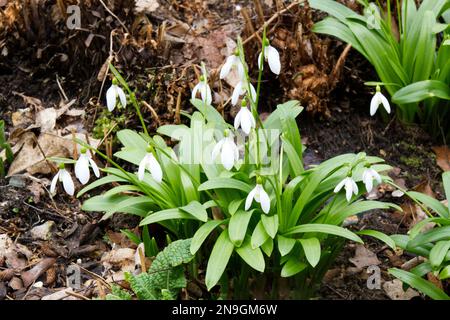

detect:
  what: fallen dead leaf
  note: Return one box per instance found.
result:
[21,258,56,288]
[349,245,381,269]
[432,145,450,172]
[383,279,420,300]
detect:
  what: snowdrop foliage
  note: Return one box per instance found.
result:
[362,167,382,193]
[75,148,100,185]
[50,163,75,196]
[138,146,163,183]
[106,78,127,111]
[258,39,281,75]
[334,176,359,202]
[78,34,398,298]
[245,179,271,214]
[220,51,245,80]
[234,102,256,135]
[370,86,391,116]
[211,130,239,170]
[192,69,212,105]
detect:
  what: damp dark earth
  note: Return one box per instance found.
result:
[0,0,449,301]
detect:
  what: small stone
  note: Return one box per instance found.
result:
[9,277,23,290]
[31,221,55,241]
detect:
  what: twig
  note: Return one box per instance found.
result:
[56,74,69,102]
[241,8,262,43]
[243,1,304,45]
[65,290,90,301]
[142,101,162,126]
[78,265,111,290]
[98,0,129,34]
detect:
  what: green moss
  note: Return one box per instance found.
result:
[93,110,127,140]
[400,156,424,169]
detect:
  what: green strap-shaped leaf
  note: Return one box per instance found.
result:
[430,240,450,269]
[299,238,321,268]
[392,80,450,104]
[229,210,253,247]
[389,268,450,300]
[357,230,396,250]
[198,178,253,193]
[284,224,363,243]
[277,235,296,257]
[140,208,199,226]
[236,237,265,272]
[205,229,235,290]
[251,220,270,249]
[261,214,279,239]
[180,201,207,222]
[409,225,450,247]
[190,219,226,255]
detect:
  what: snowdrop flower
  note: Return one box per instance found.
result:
[211,130,239,170]
[231,78,257,106]
[362,167,382,193]
[258,39,281,75]
[50,163,75,196]
[138,146,163,183]
[370,85,391,116]
[220,50,245,80]
[245,178,270,214]
[75,148,100,185]
[234,100,256,135]
[106,78,127,112]
[192,67,212,105]
[334,176,358,202]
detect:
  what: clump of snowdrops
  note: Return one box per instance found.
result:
[49,30,400,299]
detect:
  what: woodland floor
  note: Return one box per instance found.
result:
[0,0,448,300]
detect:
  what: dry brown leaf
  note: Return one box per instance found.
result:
[383,279,420,300]
[349,245,381,269]
[432,145,450,172]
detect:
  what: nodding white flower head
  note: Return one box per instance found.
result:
[75,148,100,185]
[234,100,256,135]
[138,146,163,183]
[106,78,127,112]
[231,79,257,106]
[220,50,245,80]
[362,167,382,193]
[258,39,281,75]
[50,163,75,196]
[211,130,239,170]
[370,85,391,116]
[334,176,358,202]
[192,65,212,105]
[245,177,271,214]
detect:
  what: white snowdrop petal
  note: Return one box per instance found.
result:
[258,52,264,70]
[148,154,163,183]
[221,140,235,170]
[231,82,243,106]
[211,139,225,162]
[61,170,75,196]
[240,111,252,135]
[220,56,234,79]
[373,170,382,183]
[192,82,201,101]
[365,178,373,194]
[237,61,246,80]
[370,93,380,116]
[380,94,391,114]
[345,180,353,202]
[245,188,257,211]
[234,109,242,130]
[138,155,148,181]
[259,188,271,214]
[249,83,257,103]
[351,179,359,195]
[117,87,127,108]
[205,84,213,105]
[89,158,100,178]
[267,46,281,75]
[50,171,60,194]
[334,179,346,193]
[106,86,117,112]
[75,155,90,185]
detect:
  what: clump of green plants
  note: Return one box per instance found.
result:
[390,171,450,300]
[49,30,400,299]
[311,0,450,140]
[106,239,193,300]
[0,120,13,177]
